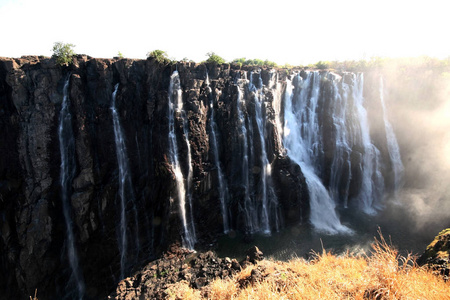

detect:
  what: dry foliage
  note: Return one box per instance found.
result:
[166,234,450,299]
[29,289,38,300]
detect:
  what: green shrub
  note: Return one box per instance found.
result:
[52,42,76,66]
[315,61,330,70]
[231,57,278,68]
[206,52,225,64]
[147,50,170,64]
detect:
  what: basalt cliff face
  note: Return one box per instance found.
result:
[0,56,396,299]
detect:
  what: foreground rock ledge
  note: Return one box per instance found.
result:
[108,244,263,299]
[418,228,450,281]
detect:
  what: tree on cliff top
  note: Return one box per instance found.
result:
[52,42,76,66]
[147,50,170,64]
[206,52,225,64]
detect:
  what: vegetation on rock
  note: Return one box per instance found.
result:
[307,55,450,72]
[52,42,75,66]
[424,228,450,259]
[147,49,170,64]
[231,58,278,68]
[205,52,225,64]
[418,228,450,281]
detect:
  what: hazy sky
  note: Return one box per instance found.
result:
[0,0,448,65]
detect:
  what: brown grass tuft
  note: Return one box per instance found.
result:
[29,289,38,300]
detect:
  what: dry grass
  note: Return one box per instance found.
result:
[29,289,38,300]
[166,233,450,300]
[165,280,202,300]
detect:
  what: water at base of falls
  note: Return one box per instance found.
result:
[58,76,85,299]
[216,201,432,262]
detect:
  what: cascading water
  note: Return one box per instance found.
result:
[168,71,196,249]
[235,72,281,234]
[181,86,197,247]
[328,74,352,207]
[272,74,285,153]
[206,73,230,233]
[111,84,140,279]
[350,74,385,214]
[249,72,280,234]
[250,74,269,234]
[283,73,352,234]
[58,76,85,299]
[235,81,253,233]
[267,72,284,232]
[379,76,404,198]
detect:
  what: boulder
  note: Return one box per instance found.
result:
[246,245,264,264]
[108,244,245,299]
[418,228,450,281]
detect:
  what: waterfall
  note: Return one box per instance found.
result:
[249,72,280,234]
[299,73,323,165]
[272,77,284,153]
[267,73,284,232]
[329,74,352,207]
[168,71,196,249]
[235,72,280,234]
[111,83,140,279]
[283,73,352,234]
[379,76,404,198]
[236,82,253,233]
[249,73,269,234]
[181,85,196,247]
[350,74,385,214]
[58,76,85,299]
[206,73,230,233]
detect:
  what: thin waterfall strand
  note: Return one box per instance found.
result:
[236,82,253,233]
[111,83,140,279]
[379,76,404,198]
[249,72,271,234]
[206,73,230,233]
[58,76,85,299]
[329,74,352,207]
[351,74,385,214]
[181,92,197,246]
[168,71,196,249]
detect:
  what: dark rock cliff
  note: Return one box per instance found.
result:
[0,56,309,299]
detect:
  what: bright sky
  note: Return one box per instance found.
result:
[0,0,449,65]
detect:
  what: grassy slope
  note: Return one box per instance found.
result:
[165,234,450,300]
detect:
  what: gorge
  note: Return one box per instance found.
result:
[0,55,449,299]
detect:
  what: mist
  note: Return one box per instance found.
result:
[368,60,450,244]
